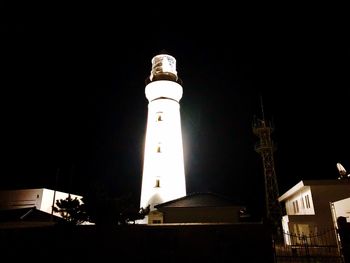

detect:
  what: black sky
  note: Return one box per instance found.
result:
[2,8,349,216]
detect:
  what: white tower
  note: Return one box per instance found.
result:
[140,54,186,211]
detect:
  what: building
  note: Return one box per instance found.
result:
[140,53,186,212]
[278,180,350,245]
[148,192,244,224]
[331,197,350,225]
[0,188,82,218]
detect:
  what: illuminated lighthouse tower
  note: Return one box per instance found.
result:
[140,54,186,212]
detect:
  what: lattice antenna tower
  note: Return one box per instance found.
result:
[252,96,282,234]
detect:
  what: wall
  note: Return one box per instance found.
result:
[41,189,82,216]
[284,186,315,215]
[0,189,43,210]
[331,197,350,223]
[311,184,350,228]
[0,223,274,262]
[0,189,82,219]
[159,206,241,223]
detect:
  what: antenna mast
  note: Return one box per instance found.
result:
[260,95,265,121]
[253,97,282,235]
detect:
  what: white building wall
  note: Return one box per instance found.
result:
[311,184,350,227]
[41,189,82,216]
[331,197,350,223]
[285,187,315,215]
[0,188,82,218]
[0,189,43,210]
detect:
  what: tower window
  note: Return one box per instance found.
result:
[156,146,161,153]
[156,112,163,122]
[155,179,160,188]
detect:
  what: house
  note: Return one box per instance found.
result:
[149,192,244,224]
[0,188,83,218]
[278,180,350,245]
[0,206,66,229]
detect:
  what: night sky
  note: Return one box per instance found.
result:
[2,9,349,217]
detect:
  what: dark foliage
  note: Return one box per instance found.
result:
[82,185,149,226]
[53,195,87,225]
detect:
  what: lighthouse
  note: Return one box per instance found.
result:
[140,54,187,212]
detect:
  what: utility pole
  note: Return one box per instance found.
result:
[51,168,59,220]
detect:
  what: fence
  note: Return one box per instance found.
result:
[273,228,344,262]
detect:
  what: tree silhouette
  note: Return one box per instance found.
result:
[53,195,87,225]
[120,204,150,224]
[82,184,150,226]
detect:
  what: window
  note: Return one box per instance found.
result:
[155,179,160,188]
[293,200,299,214]
[156,142,163,153]
[152,220,161,224]
[295,201,299,213]
[305,195,310,208]
[301,197,305,209]
[293,202,296,214]
[156,112,163,122]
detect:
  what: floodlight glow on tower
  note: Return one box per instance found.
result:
[140,54,186,211]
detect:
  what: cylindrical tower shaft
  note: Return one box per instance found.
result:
[140,54,186,211]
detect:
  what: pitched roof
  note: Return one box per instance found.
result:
[155,192,242,208]
[278,180,350,202]
[0,207,64,222]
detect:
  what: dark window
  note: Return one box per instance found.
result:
[305,195,310,208]
[295,201,299,213]
[155,179,160,188]
[156,112,163,122]
[293,202,296,213]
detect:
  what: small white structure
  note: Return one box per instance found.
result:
[278,180,350,245]
[140,54,187,213]
[330,197,350,224]
[0,188,82,218]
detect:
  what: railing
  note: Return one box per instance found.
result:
[273,228,343,262]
